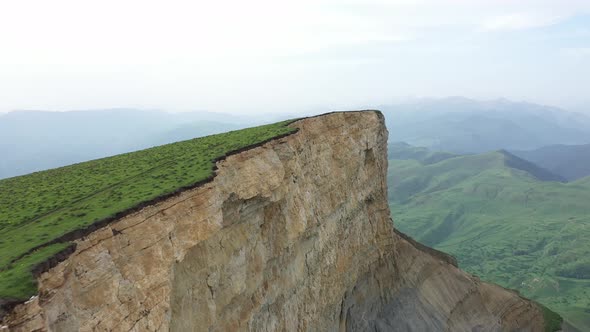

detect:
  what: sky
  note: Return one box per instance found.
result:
[0,0,589,114]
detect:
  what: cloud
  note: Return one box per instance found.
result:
[562,47,590,57]
[482,13,562,31]
[0,0,589,112]
[0,0,417,66]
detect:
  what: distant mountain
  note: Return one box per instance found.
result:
[573,176,590,186]
[388,143,590,330]
[380,97,590,153]
[5,98,589,179]
[0,109,266,179]
[499,150,566,182]
[388,142,457,165]
[148,121,243,146]
[512,144,590,181]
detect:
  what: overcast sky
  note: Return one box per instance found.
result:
[1,0,589,114]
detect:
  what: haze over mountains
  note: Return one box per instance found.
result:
[3,97,590,180]
[382,97,590,154]
[512,144,590,181]
[0,110,277,179]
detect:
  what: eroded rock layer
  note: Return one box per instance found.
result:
[2,111,545,331]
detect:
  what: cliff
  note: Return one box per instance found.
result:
[1,111,546,331]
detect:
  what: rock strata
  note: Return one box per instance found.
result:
[1,111,545,331]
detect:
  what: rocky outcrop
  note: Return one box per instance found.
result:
[1,111,546,331]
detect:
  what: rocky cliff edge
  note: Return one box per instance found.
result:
[2,111,546,331]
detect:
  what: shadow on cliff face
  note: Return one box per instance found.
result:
[170,192,283,330]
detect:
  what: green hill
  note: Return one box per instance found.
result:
[0,120,296,302]
[573,176,590,186]
[388,142,457,165]
[388,144,590,331]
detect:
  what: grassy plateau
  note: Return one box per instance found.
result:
[388,143,590,331]
[0,120,296,301]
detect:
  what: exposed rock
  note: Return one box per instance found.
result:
[1,111,546,331]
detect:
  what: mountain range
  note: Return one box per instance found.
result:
[388,142,590,331]
[3,98,589,179]
[381,97,590,153]
[0,109,276,179]
[512,144,590,181]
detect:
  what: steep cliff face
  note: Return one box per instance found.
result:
[1,111,545,331]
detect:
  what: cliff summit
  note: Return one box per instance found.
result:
[2,111,548,331]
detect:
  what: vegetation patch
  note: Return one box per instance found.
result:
[538,302,564,332]
[0,243,72,300]
[0,120,297,301]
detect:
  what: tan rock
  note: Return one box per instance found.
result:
[1,111,545,331]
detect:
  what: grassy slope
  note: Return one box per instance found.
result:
[388,147,590,331]
[388,142,457,165]
[0,120,296,300]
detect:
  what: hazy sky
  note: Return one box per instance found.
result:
[1,0,589,114]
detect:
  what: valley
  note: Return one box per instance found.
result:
[388,143,590,330]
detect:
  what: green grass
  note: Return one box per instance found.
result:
[0,120,297,300]
[0,243,71,300]
[388,144,590,331]
[388,142,457,165]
